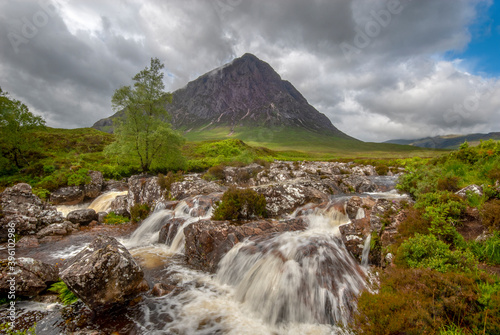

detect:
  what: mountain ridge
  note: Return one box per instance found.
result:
[385,132,500,149]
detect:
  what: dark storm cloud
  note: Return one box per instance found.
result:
[0,0,498,141]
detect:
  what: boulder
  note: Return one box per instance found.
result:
[184,218,307,273]
[67,209,98,225]
[83,170,104,199]
[110,195,129,217]
[0,183,64,241]
[36,221,79,238]
[61,235,148,311]
[255,183,329,217]
[127,175,164,211]
[158,218,186,244]
[340,175,377,193]
[50,186,85,205]
[103,179,129,192]
[170,179,227,200]
[0,257,59,297]
[456,184,483,199]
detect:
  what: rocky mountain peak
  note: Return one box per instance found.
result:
[93,53,351,139]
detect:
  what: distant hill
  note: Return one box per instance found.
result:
[385,132,500,149]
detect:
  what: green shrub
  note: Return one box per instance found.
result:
[203,164,225,181]
[0,323,36,335]
[487,167,500,183]
[48,280,79,305]
[481,199,500,230]
[397,234,477,273]
[158,171,183,197]
[375,164,389,176]
[212,186,267,221]
[130,203,150,223]
[102,212,129,225]
[469,232,500,265]
[32,187,50,200]
[67,168,91,186]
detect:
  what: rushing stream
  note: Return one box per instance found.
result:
[2,184,407,334]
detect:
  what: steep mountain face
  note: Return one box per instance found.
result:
[93,53,352,140]
[385,132,500,149]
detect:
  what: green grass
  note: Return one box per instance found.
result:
[48,280,79,305]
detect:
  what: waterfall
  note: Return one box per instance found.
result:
[215,206,366,326]
[88,190,128,213]
[122,210,173,248]
[361,234,371,268]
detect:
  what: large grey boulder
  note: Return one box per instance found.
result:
[110,195,129,217]
[127,175,164,211]
[0,183,63,241]
[61,235,148,312]
[67,209,98,225]
[170,178,227,200]
[0,257,59,297]
[83,170,104,199]
[36,221,79,239]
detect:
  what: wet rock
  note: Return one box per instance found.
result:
[127,175,164,211]
[16,236,40,248]
[0,257,58,297]
[456,184,483,198]
[170,178,227,200]
[158,218,186,244]
[103,179,128,192]
[223,163,263,186]
[182,193,223,217]
[110,195,129,217]
[67,209,98,225]
[50,186,84,205]
[0,183,64,241]
[36,221,79,238]
[255,183,329,217]
[151,283,177,297]
[155,200,180,211]
[84,170,104,199]
[184,218,307,273]
[340,175,377,193]
[61,235,148,312]
[97,211,107,223]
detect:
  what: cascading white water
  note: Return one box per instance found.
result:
[88,190,128,213]
[361,234,371,268]
[215,206,366,326]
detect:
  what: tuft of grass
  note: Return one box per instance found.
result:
[102,212,129,225]
[48,280,79,305]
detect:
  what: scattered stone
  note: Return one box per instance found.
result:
[61,235,148,312]
[0,257,58,297]
[97,211,107,223]
[67,209,98,225]
[151,283,177,297]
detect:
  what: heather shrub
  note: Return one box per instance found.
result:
[352,267,481,335]
[481,199,500,230]
[375,164,389,176]
[212,186,267,221]
[437,176,460,192]
[203,164,225,181]
[130,203,150,223]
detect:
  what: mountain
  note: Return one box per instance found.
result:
[93,53,357,150]
[385,132,500,149]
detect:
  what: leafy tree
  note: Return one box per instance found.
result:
[0,88,45,169]
[106,58,185,173]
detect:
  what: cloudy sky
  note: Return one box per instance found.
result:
[1,0,499,142]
